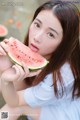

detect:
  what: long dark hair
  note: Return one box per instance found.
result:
[24,1,80,98]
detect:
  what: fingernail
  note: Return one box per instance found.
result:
[12,65,15,68]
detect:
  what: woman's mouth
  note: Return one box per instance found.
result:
[30,43,39,52]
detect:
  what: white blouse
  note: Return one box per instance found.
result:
[23,62,80,120]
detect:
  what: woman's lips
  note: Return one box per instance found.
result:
[30,43,39,52]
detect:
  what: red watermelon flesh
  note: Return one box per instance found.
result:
[0,24,8,37]
[1,37,49,70]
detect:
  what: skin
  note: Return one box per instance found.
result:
[0,43,29,92]
[0,10,63,120]
[29,10,63,59]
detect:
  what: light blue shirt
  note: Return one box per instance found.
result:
[23,62,80,120]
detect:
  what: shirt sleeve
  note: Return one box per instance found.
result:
[23,74,54,107]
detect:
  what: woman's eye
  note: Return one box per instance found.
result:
[48,32,55,38]
[34,22,40,28]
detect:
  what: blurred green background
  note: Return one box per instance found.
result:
[0,0,79,42]
[0,0,50,42]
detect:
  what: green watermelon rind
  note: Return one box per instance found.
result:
[8,52,22,66]
[1,40,49,70]
[8,52,49,70]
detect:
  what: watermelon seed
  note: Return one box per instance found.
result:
[17,55,20,58]
[11,45,13,46]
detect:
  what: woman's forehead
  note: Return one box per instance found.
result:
[35,10,63,34]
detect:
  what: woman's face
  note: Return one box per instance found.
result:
[29,10,63,59]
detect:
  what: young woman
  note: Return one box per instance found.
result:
[0,1,80,120]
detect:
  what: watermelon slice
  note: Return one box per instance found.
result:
[0,24,8,41]
[1,38,49,70]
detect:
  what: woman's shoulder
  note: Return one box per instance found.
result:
[43,73,53,87]
[43,62,74,87]
[60,62,71,71]
[60,62,73,77]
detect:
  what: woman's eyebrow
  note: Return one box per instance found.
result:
[35,18,42,24]
[49,27,58,35]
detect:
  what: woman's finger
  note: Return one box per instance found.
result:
[21,62,30,78]
[27,69,41,77]
[3,39,9,43]
[0,39,9,53]
[21,62,42,77]
[13,64,25,81]
[0,45,6,55]
[9,66,21,82]
[1,66,20,83]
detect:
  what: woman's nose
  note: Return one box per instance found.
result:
[34,31,43,43]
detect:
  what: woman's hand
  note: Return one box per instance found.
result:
[0,39,9,55]
[0,39,13,74]
[1,63,41,84]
